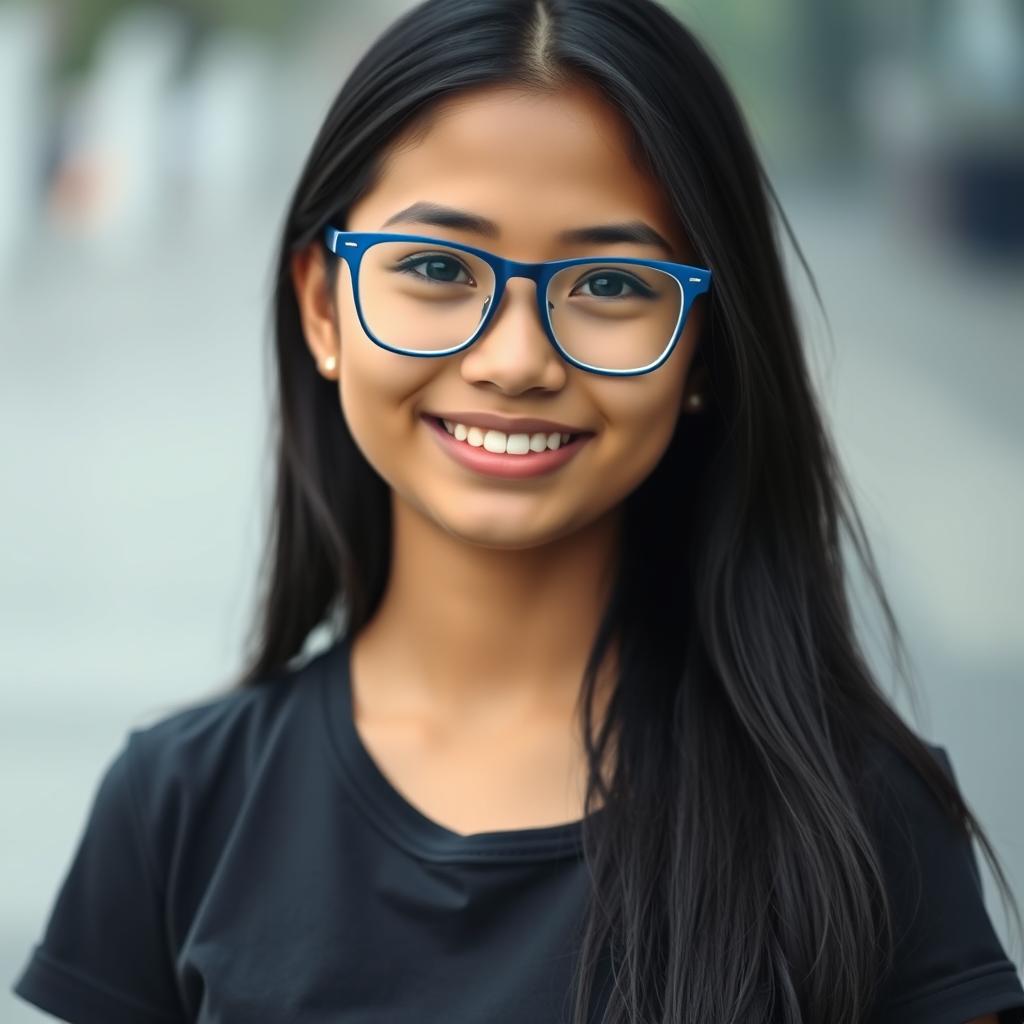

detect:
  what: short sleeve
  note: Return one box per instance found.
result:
[869,742,1024,1024]
[11,731,187,1024]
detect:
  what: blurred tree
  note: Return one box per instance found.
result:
[50,0,315,80]
[54,0,135,78]
[672,0,871,175]
[791,0,867,167]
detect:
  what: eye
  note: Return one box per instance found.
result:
[570,269,655,300]
[393,253,476,285]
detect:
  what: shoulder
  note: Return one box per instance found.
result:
[857,734,964,853]
[127,674,291,788]
[121,643,336,854]
[10,642,342,1023]
[858,735,985,924]
[128,642,334,776]
[858,733,953,794]
[856,735,1024,1024]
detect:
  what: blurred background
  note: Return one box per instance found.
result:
[2,0,1022,1015]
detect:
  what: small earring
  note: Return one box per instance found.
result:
[322,355,337,372]
[687,392,703,409]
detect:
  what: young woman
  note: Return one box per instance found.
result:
[13,1,1024,1022]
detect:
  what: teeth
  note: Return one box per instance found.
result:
[496,430,531,455]
[439,418,578,455]
[482,430,506,454]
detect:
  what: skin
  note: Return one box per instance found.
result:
[291,81,708,835]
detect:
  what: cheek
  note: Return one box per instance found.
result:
[590,379,685,488]
[334,310,435,481]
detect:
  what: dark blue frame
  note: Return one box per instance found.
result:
[323,227,712,377]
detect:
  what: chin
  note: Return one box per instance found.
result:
[437,506,592,552]
[440,519,554,551]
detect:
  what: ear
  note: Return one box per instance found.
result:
[678,292,710,412]
[682,359,710,413]
[290,243,340,377]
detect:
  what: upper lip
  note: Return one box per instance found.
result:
[425,411,592,435]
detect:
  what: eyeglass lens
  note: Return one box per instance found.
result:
[356,241,684,372]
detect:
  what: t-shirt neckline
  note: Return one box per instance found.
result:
[315,631,599,864]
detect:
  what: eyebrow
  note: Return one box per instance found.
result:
[380,201,676,257]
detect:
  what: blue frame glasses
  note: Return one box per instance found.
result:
[322,227,712,377]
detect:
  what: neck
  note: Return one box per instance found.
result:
[351,494,621,726]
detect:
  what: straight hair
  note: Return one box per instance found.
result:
[230,1,1021,1020]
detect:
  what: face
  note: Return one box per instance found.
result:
[292,82,707,551]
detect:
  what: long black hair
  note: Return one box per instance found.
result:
[230,1,1022,1020]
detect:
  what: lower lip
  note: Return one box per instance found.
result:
[423,416,593,479]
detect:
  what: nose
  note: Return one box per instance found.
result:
[458,277,567,394]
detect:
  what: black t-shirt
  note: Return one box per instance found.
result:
[12,633,1024,1024]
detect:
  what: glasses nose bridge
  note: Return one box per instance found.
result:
[473,255,558,364]
[489,255,550,316]
[493,255,546,290]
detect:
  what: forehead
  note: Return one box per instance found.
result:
[348,83,689,259]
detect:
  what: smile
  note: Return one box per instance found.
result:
[423,415,593,479]
[440,417,580,454]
